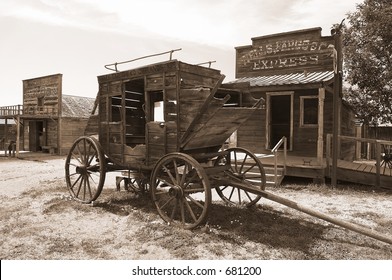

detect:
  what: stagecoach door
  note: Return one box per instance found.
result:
[146,90,177,165]
[267,92,293,150]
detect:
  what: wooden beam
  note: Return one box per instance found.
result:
[317,88,325,165]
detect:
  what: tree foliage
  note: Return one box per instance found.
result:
[342,0,392,125]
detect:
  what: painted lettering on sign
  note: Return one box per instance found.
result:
[235,28,335,77]
[25,85,58,98]
[252,55,319,70]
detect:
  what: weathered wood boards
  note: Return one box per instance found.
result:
[96,60,228,167]
[235,27,335,78]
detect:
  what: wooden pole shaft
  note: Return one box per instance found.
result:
[259,190,392,245]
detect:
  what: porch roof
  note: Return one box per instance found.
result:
[228,71,334,87]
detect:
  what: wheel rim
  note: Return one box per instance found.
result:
[215,147,265,207]
[151,153,211,229]
[65,136,106,203]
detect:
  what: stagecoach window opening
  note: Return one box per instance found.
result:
[215,90,240,107]
[300,96,318,127]
[149,91,164,122]
[124,79,146,146]
[111,96,122,122]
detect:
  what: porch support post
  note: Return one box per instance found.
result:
[16,115,20,157]
[317,87,325,165]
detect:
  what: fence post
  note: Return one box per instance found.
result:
[326,134,331,177]
[375,141,381,187]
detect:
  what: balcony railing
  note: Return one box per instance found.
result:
[23,106,58,116]
[0,105,23,116]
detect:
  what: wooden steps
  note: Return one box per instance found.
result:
[264,165,285,187]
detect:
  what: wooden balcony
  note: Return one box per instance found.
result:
[0,105,23,117]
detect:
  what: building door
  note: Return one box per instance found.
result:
[267,93,293,150]
[29,120,45,151]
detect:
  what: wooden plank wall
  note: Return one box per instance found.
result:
[59,118,89,155]
[22,74,62,116]
[237,88,356,158]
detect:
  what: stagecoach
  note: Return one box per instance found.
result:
[64,51,392,244]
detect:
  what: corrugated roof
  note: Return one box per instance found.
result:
[62,95,95,118]
[228,71,334,87]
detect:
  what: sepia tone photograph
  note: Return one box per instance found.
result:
[1,0,391,277]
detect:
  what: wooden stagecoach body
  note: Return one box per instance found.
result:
[96,60,260,169]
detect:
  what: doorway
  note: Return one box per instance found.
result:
[29,120,45,152]
[267,92,293,150]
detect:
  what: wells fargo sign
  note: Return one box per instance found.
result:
[235,28,335,78]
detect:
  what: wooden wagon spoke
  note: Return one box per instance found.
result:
[184,199,198,222]
[232,151,239,173]
[70,151,83,165]
[70,173,83,191]
[82,176,88,200]
[67,162,81,169]
[170,199,178,221]
[238,153,249,173]
[179,198,186,225]
[172,159,181,183]
[182,170,198,189]
[244,191,254,202]
[76,143,85,164]
[86,149,97,167]
[185,194,204,209]
[158,196,175,211]
[163,165,177,186]
[237,188,242,204]
[82,138,88,163]
[75,175,84,198]
[241,162,258,174]
[85,175,93,199]
[179,163,189,187]
[227,186,236,201]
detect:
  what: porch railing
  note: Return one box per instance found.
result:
[271,136,287,185]
[326,134,392,186]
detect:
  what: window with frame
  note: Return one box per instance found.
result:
[300,96,318,127]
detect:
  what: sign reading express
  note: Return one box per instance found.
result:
[235,28,335,77]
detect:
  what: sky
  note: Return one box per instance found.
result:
[0,0,362,106]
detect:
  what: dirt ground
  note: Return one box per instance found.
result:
[1,153,392,260]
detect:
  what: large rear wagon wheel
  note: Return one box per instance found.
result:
[65,136,106,203]
[151,153,211,229]
[215,147,266,207]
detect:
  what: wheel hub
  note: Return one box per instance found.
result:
[76,165,88,175]
[169,185,183,198]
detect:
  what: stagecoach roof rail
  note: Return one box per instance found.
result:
[104,48,182,72]
[196,61,216,68]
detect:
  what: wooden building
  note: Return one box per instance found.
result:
[222,27,356,163]
[20,74,95,155]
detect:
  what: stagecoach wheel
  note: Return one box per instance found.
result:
[65,136,106,203]
[215,147,266,207]
[151,153,211,229]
